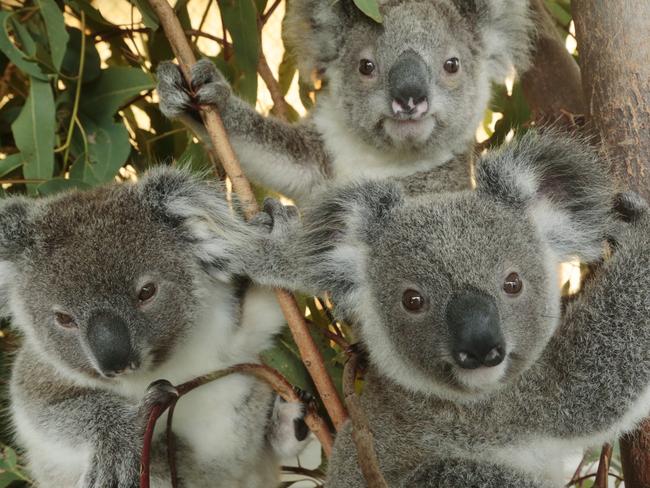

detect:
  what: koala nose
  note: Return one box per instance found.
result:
[388,49,429,119]
[446,290,505,370]
[87,311,133,377]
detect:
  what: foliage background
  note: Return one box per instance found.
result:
[0,0,623,486]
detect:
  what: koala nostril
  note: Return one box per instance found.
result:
[483,346,505,367]
[453,350,482,370]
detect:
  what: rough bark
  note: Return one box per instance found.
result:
[521,0,585,126]
[573,1,650,487]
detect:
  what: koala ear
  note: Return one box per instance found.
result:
[283,0,358,81]
[137,166,250,282]
[475,130,614,262]
[300,180,403,314]
[472,0,534,81]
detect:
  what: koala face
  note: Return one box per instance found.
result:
[299,131,613,402]
[361,194,559,400]
[286,0,532,155]
[0,169,246,384]
[331,2,485,153]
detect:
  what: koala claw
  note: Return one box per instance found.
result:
[270,394,312,458]
[190,59,231,106]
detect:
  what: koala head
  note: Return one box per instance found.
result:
[285,0,532,155]
[0,168,247,384]
[300,131,613,402]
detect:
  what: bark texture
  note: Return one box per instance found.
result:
[573,1,650,486]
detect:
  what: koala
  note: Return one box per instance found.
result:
[1,168,309,488]
[156,0,533,203]
[241,131,650,487]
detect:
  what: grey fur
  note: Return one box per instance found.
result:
[156,0,532,202]
[241,132,650,486]
[2,168,306,488]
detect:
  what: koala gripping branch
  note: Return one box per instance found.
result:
[146,0,347,430]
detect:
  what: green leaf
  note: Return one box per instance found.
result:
[0,154,23,178]
[11,78,55,194]
[261,328,313,393]
[129,0,159,30]
[79,67,155,122]
[0,12,48,80]
[37,177,91,195]
[353,0,383,23]
[70,114,131,185]
[277,50,296,96]
[0,471,20,486]
[37,0,69,72]
[61,28,101,83]
[217,0,259,104]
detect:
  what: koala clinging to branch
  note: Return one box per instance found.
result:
[2,168,308,488]
[243,131,650,487]
[156,0,532,202]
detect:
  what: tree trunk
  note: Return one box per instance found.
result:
[573,1,650,487]
[521,0,585,125]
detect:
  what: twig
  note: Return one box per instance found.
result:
[261,0,282,24]
[139,363,334,488]
[593,443,613,488]
[258,49,290,120]
[146,0,347,430]
[343,349,388,488]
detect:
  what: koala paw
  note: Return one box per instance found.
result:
[259,197,300,236]
[139,379,179,417]
[156,59,231,119]
[269,393,312,459]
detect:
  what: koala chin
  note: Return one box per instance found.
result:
[0,168,309,488]
[243,131,650,487]
[156,0,533,203]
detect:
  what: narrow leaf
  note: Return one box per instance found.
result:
[353,0,383,23]
[11,78,55,193]
[129,0,160,30]
[37,0,70,72]
[37,178,90,195]
[0,12,47,80]
[0,153,23,177]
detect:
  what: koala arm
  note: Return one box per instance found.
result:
[156,60,330,201]
[515,194,650,439]
[403,459,553,488]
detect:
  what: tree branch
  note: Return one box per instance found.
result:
[343,349,388,488]
[520,0,585,126]
[258,48,290,121]
[146,0,347,431]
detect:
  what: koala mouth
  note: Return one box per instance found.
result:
[452,359,509,391]
[383,115,437,145]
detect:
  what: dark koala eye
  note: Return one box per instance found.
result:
[55,312,76,329]
[503,272,523,295]
[443,57,460,74]
[359,59,376,76]
[402,289,426,312]
[138,283,157,303]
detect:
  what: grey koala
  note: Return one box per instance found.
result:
[2,168,309,488]
[241,131,650,487]
[156,0,532,203]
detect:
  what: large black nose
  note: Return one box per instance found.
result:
[446,290,505,369]
[388,49,429,117]
[87,311,133,377]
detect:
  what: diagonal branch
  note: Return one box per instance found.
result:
[147,0,347,432]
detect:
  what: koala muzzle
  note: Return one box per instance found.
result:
[446,290,505,370]
[388,49,429,119]
[87,311,134,377]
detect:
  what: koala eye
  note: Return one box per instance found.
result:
[55,312,76,329]
[402,289,426,312]
[138,283,157,303]
[359,59,376,76]
[503,272,523,295]
[443,57,461,74]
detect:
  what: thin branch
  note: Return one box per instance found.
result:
[343,349,388,488]
[261,0,282,24]
[258,48,290,120]
[593,443,613,488]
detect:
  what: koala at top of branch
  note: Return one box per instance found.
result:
[245,131,650,486]
[2,168,308,488]
[156,0,533,203]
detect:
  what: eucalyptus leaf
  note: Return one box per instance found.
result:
[277,50,297,96]
[0,153,23,178]
[37,0,70,71]
[129,0,159,30]
[0,12,47,80]
[79,67,155,122]
[37,177,91,195]
[61,28,102,82]
[11,78,55,194]
[353,0,383,23]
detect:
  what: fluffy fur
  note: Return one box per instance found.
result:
[2,168,307,488]
[240,131,650,486]
[156,0,533,203]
